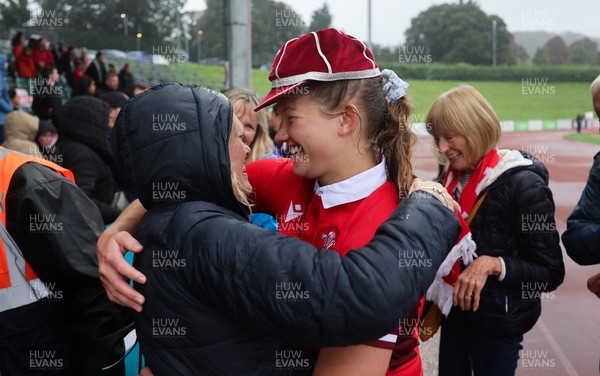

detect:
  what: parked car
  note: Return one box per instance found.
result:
[126,51,169,66]
[103,49,129,62]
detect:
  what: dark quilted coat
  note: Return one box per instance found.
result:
[462,151,565,336]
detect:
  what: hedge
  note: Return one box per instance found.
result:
[381,62,599,82]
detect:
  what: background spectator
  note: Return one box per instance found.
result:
[7,88,19,110]
[124,83,147,98]
[31,66,62,124]
[36,119,59,156]
[98,72,120,95]
[50,42,62,64]
[86,51,108,89]
[118,63,134,91]
[2,110,43,157]
[99,91,127,131]
[11,32,25,60]
[15,46,36,78]
[55,96,121,224]
[108,63,117,75]
[57,45,76,86]
[72,76,96,97]
[7,88,33,114]
[224,87,274,162]
[72,59,85,85]
[32,37,54,71]
[0,55,13,144]
[79,47,91,69]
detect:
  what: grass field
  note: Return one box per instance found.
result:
[407,80,592,122]
[564,133,600,144]
[134,63,594,122]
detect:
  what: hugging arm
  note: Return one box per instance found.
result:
[186,191,460,347]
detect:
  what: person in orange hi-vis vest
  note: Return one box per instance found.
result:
[0,146,133,375]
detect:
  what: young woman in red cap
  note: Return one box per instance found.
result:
[246,27,425,376]
[97,28,458,375]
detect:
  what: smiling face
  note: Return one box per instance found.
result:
[229,116,252,196]
[434,132,478,171]
[426,86,501,172]
[232,100,259,147]
[275,94,347,184]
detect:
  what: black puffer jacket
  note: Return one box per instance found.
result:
[562,152,600,265]
[113,83,461,375]
[6,161,134,375]
[56,96,120,224]
[462,150,565,336]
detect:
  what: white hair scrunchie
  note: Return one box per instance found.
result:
[381,69,409,104]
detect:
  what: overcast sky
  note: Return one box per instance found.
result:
[184,0,600,46]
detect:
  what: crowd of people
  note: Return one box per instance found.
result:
[1,33,149,224]
[0,27,598,376]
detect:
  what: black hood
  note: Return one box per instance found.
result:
[58,95,113,163]
[113,83,246,217]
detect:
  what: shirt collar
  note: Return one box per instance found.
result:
[315,159,388,209]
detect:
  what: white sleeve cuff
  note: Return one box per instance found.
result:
[498,257,507,281]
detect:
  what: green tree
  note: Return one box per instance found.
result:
[404,3,515,65]
[35,0,185,51]
[509,34,528,63]
[544,36,569,65]
[0,0,31,31]
[254,0,305,67]
[196,0,226,60]
[198,0,305,67]
[532,47,547,65]
[371,44,400,64]
[307,3,331,32]
[568,38,598,65]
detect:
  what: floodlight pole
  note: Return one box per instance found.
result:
[492,20,497,66]
[225,0,251,89]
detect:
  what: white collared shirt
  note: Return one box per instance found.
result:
[314,159,388,209]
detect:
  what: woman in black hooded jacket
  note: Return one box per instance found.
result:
[56,95,121,224]
[111,83,461,375]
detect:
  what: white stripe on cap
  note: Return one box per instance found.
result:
[356,38,376,69]
[275,38,298,80]
[311,31,332,74]
[272,68,381,88]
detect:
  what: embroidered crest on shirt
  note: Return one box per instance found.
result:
[319,227,338,249]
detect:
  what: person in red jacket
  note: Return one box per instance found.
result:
[11,32,25,60]
[15,46,36,78]
[32,37,54,72]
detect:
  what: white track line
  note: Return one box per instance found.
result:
[537,319,579,376]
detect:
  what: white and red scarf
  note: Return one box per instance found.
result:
[426,149,500,315]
